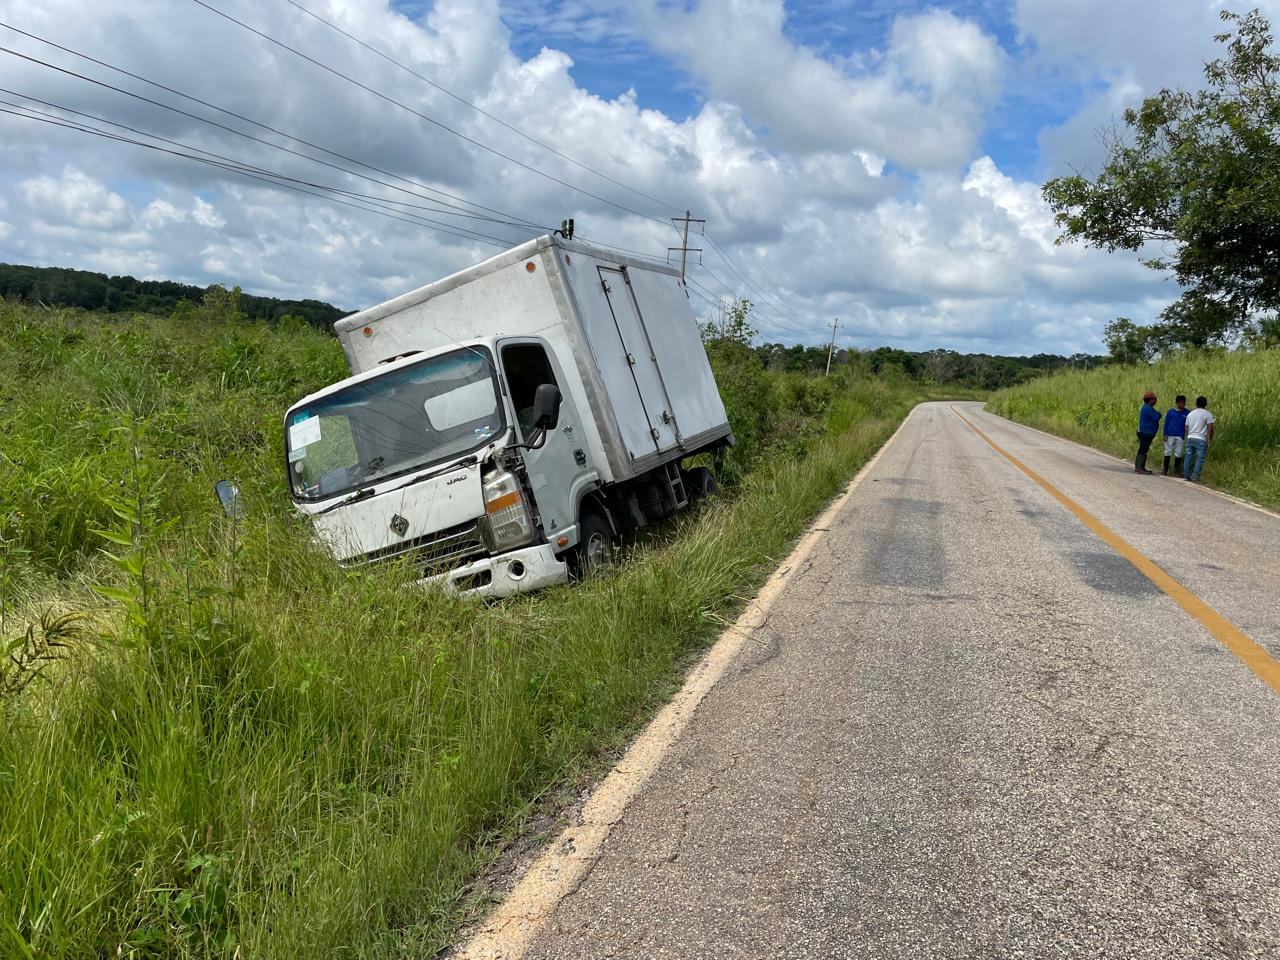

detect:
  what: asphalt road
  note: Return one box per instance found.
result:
[521,401,1280,960]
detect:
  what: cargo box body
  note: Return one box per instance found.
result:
[333,235,731,484]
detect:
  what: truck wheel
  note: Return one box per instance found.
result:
[683,466,718,502]
[571,511,615,580]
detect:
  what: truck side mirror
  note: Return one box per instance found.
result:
[215,479,245,519]
[534,383,561,430]
[526,384,561,450]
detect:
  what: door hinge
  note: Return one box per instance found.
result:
[626,353,636,365]
[650,427,661,441]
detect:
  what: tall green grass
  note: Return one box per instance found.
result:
[0,298,925,956]
[986,349,1280,510]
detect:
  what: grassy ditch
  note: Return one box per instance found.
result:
[986,349,1280,511]
[1,297,923,957]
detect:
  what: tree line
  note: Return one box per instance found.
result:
[755,343,1101,390]
[0,263,349,329]
[702,300,1098,390]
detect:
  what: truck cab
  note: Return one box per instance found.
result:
[286,336,596,596]
[284,235,732,598]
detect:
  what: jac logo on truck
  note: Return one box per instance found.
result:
[446,474,466,485]
[389,514,410,537]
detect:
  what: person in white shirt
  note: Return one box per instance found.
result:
[1182,396,1216,482]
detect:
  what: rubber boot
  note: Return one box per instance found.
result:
[1174,457,1183,475]
[1162,456,1171,475]
[1135,453,1152,474]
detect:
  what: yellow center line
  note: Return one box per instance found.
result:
[953,407,1280,696]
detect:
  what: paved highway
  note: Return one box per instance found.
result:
[469,402,1280,960]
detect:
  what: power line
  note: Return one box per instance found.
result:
[0,93,533,245]
[1,20,800,321]
[692,261,811,334]
[698,240,908,344]
[0,105,517,248]
[686,271,802,337]
[277,0,686,216]
[703,233,808,328]
[0,16,880,340]
[189,0,676,229]
[0,35,678,263]
[0,22,548,230]
[0,88,535,232]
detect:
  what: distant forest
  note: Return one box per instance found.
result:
[0,261,1099,390]
[0,262,350,329]
[756,342,1104,391]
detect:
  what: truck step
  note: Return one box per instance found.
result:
[665,460,689,510]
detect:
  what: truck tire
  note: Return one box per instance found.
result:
[683,466,718,502]
[570,510,615,580]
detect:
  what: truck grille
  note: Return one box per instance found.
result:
[343,519,488,576]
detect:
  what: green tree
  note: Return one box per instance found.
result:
[1044,9,1280,341]
[1155,288,1239,348]
[1103,317,1157,364]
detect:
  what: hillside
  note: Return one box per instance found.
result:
[986,349,1280,511]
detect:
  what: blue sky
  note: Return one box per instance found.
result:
[0,0,1269,353]
[500,0,1077,178]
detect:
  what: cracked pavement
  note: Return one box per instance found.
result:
[521,402,1280,959]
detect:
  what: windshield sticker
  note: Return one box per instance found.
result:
[289,415,322,449]
[287,446,307,463]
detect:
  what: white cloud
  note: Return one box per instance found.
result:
[0,0,1229,353]
[626,0,1005,168]
[19,167,131,230]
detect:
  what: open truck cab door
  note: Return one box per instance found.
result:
[497,337,599,563]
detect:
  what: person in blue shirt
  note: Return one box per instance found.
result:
[1135,390,1161,474]
[1161,394,1189,476]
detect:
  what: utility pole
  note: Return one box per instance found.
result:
[668,210,705,283]
[825,318,841,375]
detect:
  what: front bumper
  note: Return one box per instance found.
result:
[421,542,568,598]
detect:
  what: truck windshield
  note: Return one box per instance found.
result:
[286,347,503,502]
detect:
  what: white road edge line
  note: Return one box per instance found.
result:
[974,403,1280,521]
[454,405,922,960]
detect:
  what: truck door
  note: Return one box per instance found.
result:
[598,266,681,454]
[499,339,593,544]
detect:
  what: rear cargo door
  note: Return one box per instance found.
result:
[597,266,679,455]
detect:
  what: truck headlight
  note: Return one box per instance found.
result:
[479,471,534,552]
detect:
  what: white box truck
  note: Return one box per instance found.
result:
[282,234,733,597]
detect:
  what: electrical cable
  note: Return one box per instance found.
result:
[1,21,818,329]
[0,106,517,247]
[188,0,676,228]
[0,22,548,230]
[703,233,810,328]
[0,88,539,233]
[1,19,887,346]
[278,0,687,216]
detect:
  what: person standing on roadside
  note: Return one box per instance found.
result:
[1162,394,1190,476]
[1183,396,1216,482]
[1135,390,1161,475]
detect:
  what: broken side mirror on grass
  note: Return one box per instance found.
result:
[215,479,245,520]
